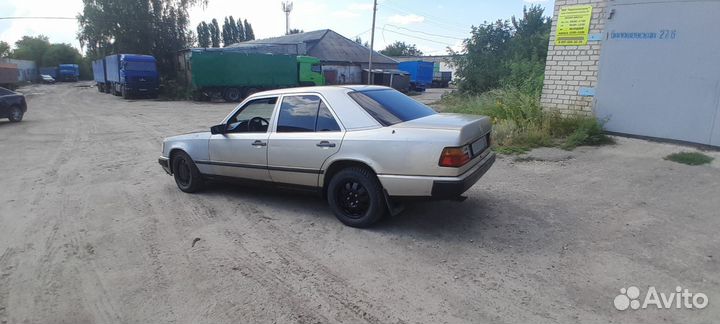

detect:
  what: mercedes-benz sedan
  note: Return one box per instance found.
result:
[159,86,495,227]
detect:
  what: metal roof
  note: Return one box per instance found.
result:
[226,29,398,65]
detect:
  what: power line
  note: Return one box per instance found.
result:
[379,3,469,34]
[0,16,76,20]
[381,26,457,47]
[385,24,466,41]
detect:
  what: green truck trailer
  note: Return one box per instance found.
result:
[179,50,325,102]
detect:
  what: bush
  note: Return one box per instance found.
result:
[440,88,612,152]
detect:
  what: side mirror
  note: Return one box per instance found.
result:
[210,124,227,135]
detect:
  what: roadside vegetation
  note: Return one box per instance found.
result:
[443,5,612,153]
[664,152,714,165]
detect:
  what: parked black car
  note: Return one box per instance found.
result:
[0,87,27,122]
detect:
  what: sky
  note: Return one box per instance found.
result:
[0,0,555,56]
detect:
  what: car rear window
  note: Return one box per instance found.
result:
[348,89,436,126]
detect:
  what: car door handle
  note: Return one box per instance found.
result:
[316,141,336,148]
[251,140,267,147]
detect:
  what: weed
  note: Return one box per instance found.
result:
[664,152,714,166]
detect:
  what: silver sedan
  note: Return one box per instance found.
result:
[159,85,495,227]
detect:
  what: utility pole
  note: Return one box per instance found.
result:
[367,0,377,85]
[282,1,293,35]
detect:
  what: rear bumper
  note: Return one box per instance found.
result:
[377,151,496,197]
[431,153,496,198]
[159,156,171,174]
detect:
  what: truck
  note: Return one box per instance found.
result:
[398,61,434,92]
[57,64,80,82]
[92,59,107,93]
[180,50,325,102]
[0,63,19,90]
[98,54,160,99]
[432,71,452,88]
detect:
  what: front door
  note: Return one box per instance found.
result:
[208,96,278,181]
[268,94,344,187]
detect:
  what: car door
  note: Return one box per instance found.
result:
[208,96,278,181]
[268,94,344,187]
[0,88,10,117]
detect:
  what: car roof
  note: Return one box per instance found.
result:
[249,85,392,97]
[244,85,392,131]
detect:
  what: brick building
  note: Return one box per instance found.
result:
[541,0,720,147]
[540,0,607,115]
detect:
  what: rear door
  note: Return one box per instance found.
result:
[0,88,11,117]
[267,94,344,187]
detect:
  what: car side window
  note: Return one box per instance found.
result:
[226,97,277,133]
[277,95,341,133]
[316,101,340,132]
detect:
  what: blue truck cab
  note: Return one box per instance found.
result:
[105,54,159,99]
[58,64,80,82]
[398,61,434,92]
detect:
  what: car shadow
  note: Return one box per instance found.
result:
[192,181,560,251]
[0,119,32,128]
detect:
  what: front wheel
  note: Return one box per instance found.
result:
[171,151,203,193]
[223,87,242,102]
[327,167,386,227]
[8,106,23,122]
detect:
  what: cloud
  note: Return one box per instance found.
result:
[0,0,83,50]
[387,14,425,25]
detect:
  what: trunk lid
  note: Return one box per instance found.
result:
[393,113,492,145]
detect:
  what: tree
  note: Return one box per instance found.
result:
[10,35,51,65]
[504,5,552,94]
[287,29,303,35]
[210,19,221,47]
[451,20,512,94]
[0,41,10,57]
[379,41,423,57]
[451,5,551,94]
[237,19,246,42]
[222,17,232,46]
[197,22,210,48]
[42,43,82,67]
[354,37,368,48]
[228,16,239,44]
[244,19,255,40]
[78,0,205,76]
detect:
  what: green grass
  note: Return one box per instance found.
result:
[439,87,614,153]
[664,152,714,165]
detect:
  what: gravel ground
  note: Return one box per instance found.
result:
[0,82,718,324]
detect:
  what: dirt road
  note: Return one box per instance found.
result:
[0,83,718,323]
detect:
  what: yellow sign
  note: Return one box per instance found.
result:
[556,5,593,46]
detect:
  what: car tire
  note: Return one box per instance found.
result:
[122,86,131,99]
[171,151,203,193]
[223,87,242,102]
[327,167,386,227]
[8,106,23,122]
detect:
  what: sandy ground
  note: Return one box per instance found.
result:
[0,82,718,324]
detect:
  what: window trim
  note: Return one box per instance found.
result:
[272,92,345,133]
[222,95,280,134]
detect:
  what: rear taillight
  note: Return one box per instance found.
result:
[439,145,471,167]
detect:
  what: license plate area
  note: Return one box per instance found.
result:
[471,135,488,157]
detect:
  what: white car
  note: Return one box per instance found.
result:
[40,74,56,84]
[159,86,495,227]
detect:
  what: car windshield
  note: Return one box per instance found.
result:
[348,89,436,126]
[125,61,157,71]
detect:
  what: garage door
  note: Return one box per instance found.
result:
[595,0,720,146]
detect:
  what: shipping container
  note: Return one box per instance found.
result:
[398,61,434,91]
[181,50,325,102]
